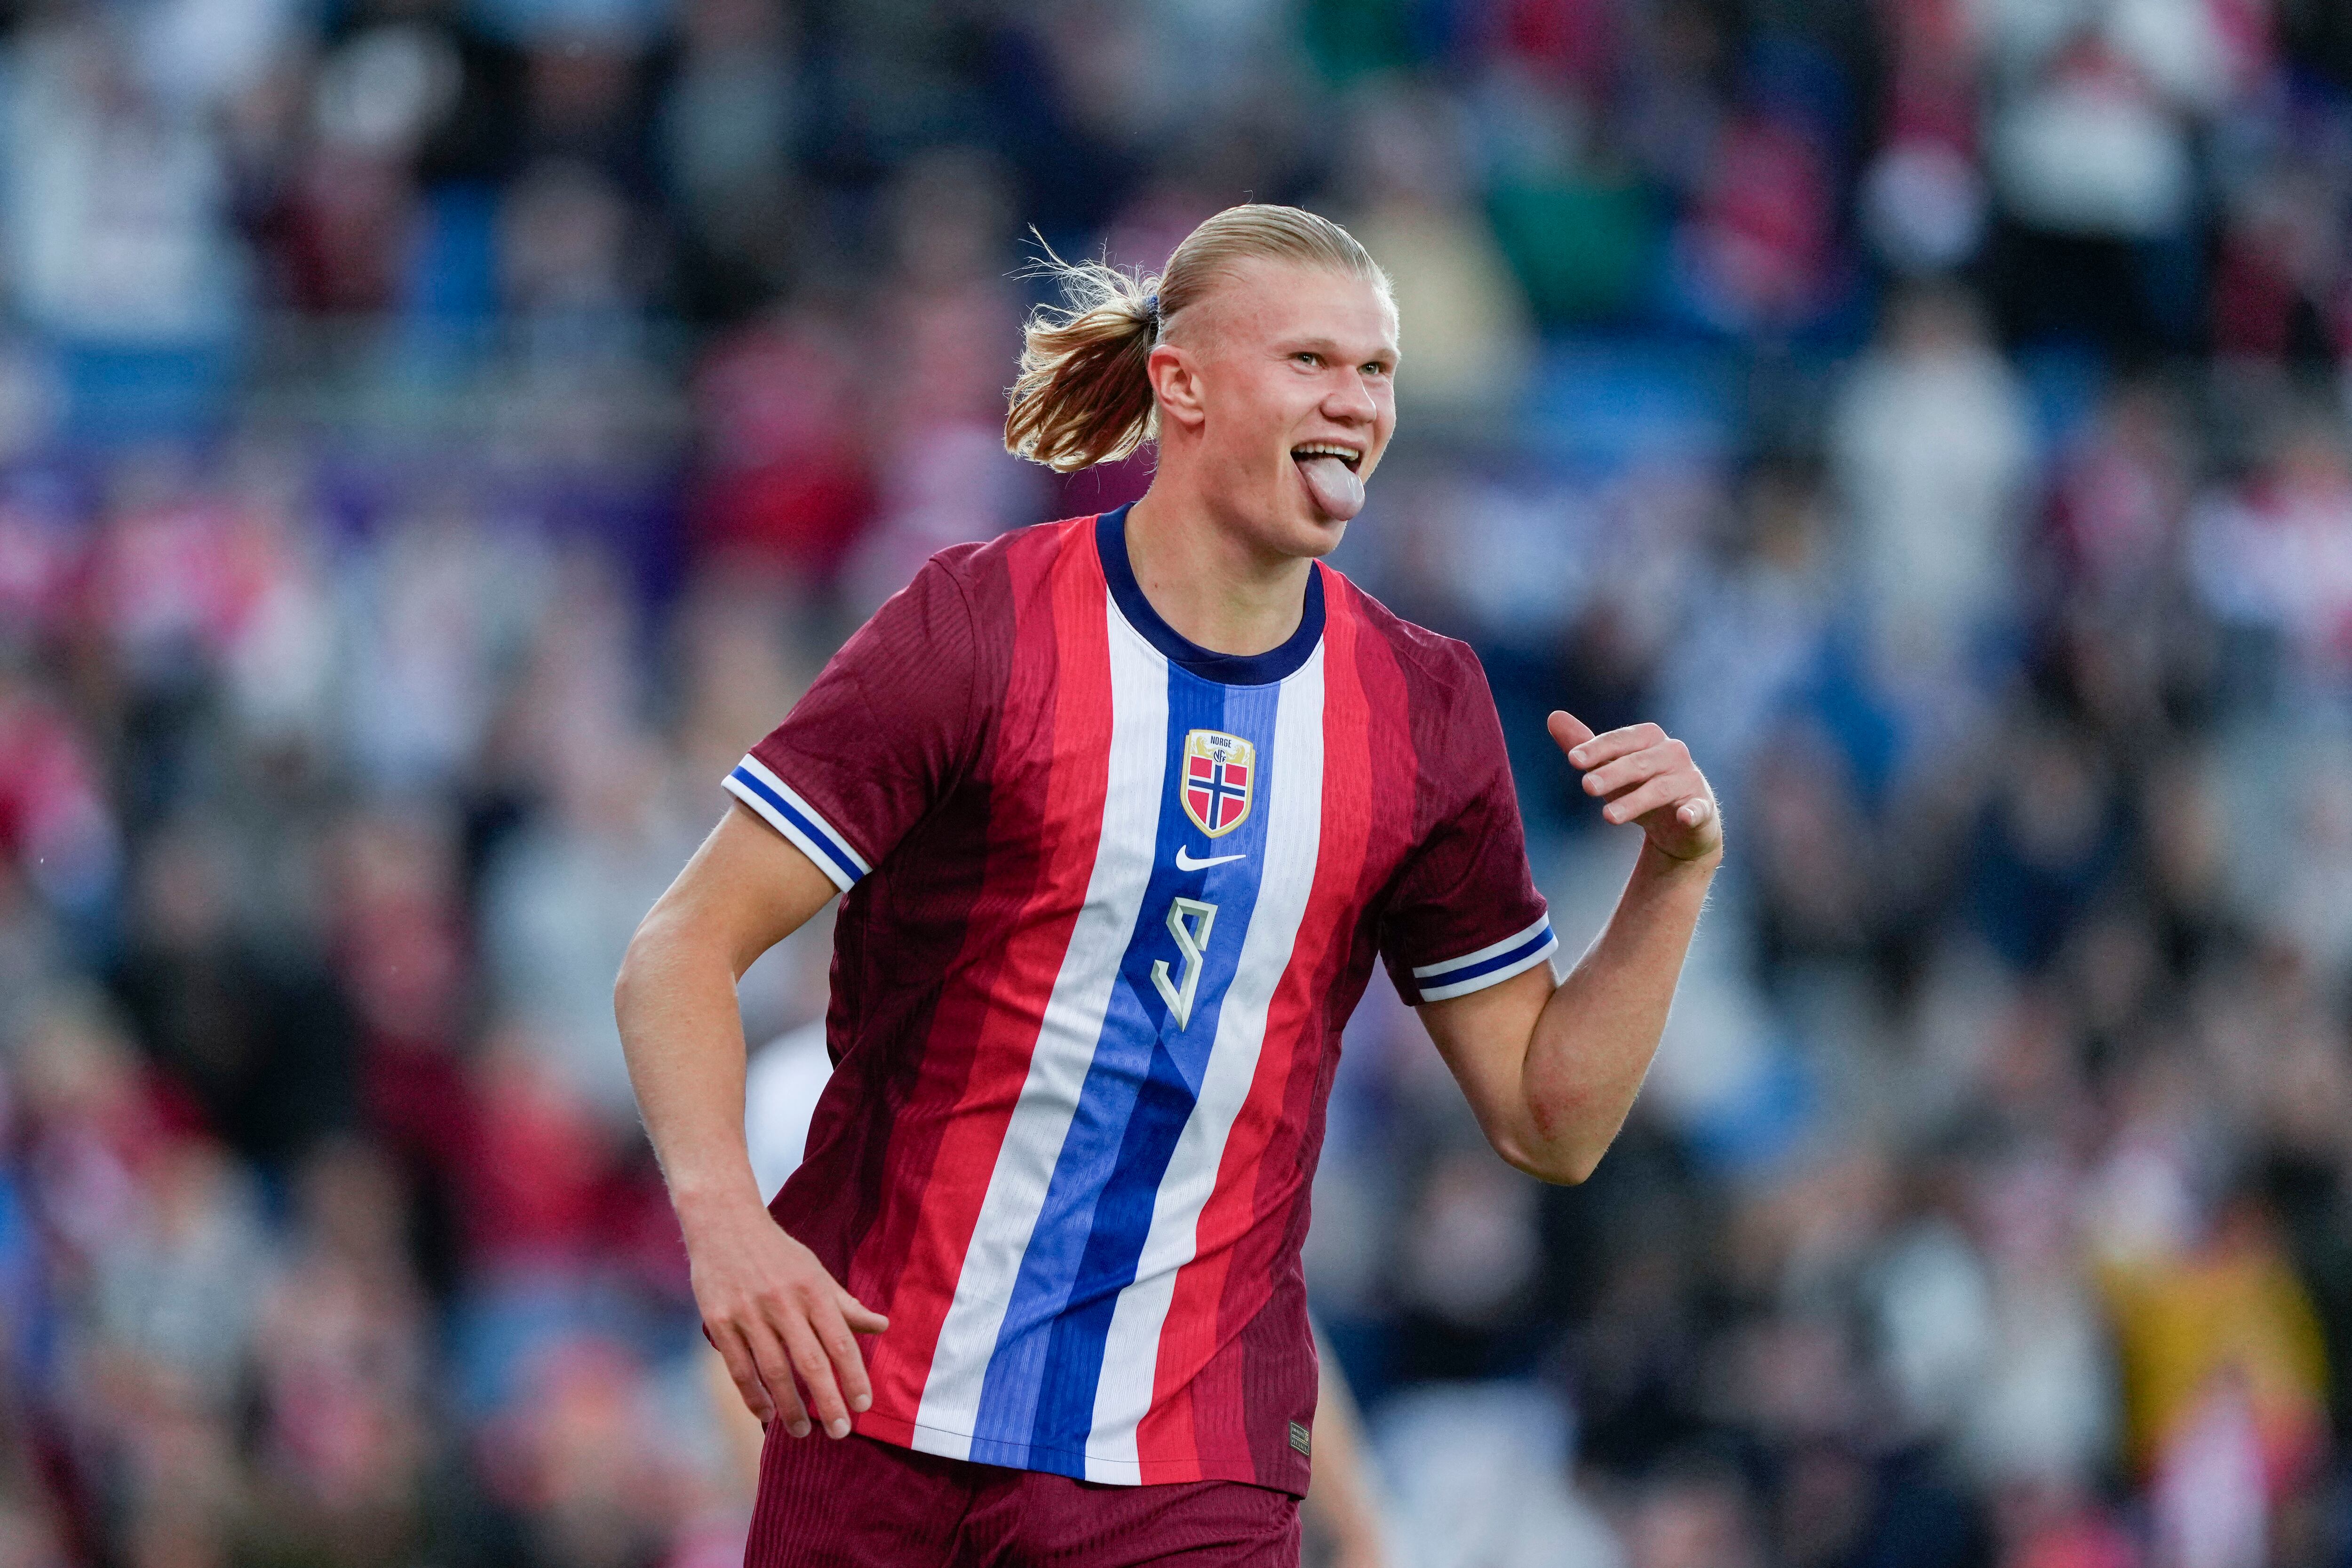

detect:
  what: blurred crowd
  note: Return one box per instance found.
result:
[3,0,2352,1565]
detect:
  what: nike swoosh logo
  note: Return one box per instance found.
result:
[1175,847,1246,872]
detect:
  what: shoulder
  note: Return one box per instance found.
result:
[924,515,1096,584]
[1320,565,1494,703]
[912,516,1097,614]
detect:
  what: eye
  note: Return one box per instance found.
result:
[1361,362,1391,378]
[1293,351,1322,368]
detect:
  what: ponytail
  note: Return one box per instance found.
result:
[1003,205,1389,474]
[1003,252,1162,473]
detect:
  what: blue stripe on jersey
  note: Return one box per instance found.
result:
[964,667,1282,1474]
[1415,919,1558,1001]
[725,764,868,887]
[1426,923,1554,987]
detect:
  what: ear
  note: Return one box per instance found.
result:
[1146,342,1206,433]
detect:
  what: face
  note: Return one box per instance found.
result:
[1151,257,1399,560]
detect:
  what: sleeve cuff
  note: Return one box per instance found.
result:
[1411,915,1557,1002]
[723,756,872,893]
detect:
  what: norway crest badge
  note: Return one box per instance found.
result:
[1181,729,1255,838]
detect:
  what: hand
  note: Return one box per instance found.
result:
[682,1193,889,1438]
[1549,711,1722,864]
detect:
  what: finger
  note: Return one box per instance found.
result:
[1565,722,1665,772]
[1677,796,1714,828]
[745,1318,810,1437]
[777,1305,854,1437]
[813,1297,875,1414]
[772,1377,811,1438]
[709,1319,776,1426]
[1547,710,1596,755]
[1581,743,1679,799]
[838,1289,890,1337]
[1602,775,1698,827]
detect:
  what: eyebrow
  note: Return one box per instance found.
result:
[1278,335,1399,366]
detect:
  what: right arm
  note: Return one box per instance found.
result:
[615,803,885,1439]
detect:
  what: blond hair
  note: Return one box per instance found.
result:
[1002,204,1390,473]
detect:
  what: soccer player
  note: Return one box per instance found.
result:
[616,204,1720,1566]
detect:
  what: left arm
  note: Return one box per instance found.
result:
[1420,713,1721,1185]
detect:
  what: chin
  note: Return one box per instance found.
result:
[1244,495,1346,561]
[1287,513,1349,559]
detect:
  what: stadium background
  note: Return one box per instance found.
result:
[1,0,2351,1563]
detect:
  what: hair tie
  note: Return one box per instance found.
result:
[1142,293,1161,333]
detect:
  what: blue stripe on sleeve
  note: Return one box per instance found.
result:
[725,765,867,888]
[1416,923,1558,1002]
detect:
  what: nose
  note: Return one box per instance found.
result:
[1322,369,1377,424]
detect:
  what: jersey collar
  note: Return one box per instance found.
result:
[1095,503,1326,686]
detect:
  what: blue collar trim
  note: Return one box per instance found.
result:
[1095,504,1325,685]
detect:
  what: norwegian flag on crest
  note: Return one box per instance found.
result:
[1180,729,1255,837]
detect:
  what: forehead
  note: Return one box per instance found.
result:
[1196,256,1398,358]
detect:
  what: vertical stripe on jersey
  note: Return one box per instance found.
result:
[1081,644,1327,1482]
[908,592,1169,1458]
[1135,578,1380,1478]
[858,525,1112,1446]
[966,631,1286,1474]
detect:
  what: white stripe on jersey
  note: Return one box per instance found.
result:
[909,595,1169,1457]
[1082,645,1328,1481]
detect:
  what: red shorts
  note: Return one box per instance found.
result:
[745,1428,1301,1567]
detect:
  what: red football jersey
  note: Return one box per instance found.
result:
[724,507,1553,1493]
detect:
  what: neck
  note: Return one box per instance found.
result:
[1122,486,1315,657]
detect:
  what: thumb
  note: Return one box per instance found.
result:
[840,1292,890,1335]
[1547,710,1595,755]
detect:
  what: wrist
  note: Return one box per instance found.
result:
[1640,836,1722,874]
[670,1172,770,1239]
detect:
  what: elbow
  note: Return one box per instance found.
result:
[1491,1132,1606,1187]
[1488,1094,1617,1185]
[1547,1148,1605,1186]
[1534,1148,1606,1187]
[614,901,748,1031]
[612,945,639,1027]
[612,918,665,1024]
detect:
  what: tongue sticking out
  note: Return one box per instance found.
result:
[1296,454,1367,521]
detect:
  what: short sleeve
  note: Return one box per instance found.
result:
[1378,661,1557,1005]
[723,556,978,891]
